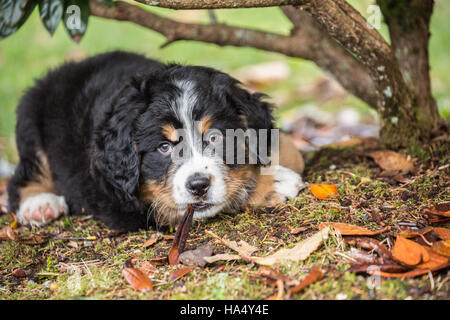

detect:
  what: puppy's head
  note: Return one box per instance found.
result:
[93,65,273,226]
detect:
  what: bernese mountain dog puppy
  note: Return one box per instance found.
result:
[7,51,305,231]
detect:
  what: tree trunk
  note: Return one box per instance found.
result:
[377,0,441,150]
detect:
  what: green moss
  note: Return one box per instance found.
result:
[0,241,37,269]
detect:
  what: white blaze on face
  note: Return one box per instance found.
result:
[170,80,227,219]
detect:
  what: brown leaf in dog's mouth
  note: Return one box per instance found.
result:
[168,204,195,265]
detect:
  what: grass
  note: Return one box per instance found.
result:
[0,145,448,300]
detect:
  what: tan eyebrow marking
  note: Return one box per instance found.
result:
[161,124,179,142]
[198,115,213,134]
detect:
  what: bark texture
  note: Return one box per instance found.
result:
[377,0,440,146]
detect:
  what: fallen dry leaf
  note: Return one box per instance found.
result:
[392,236,430,266]
[348,262,409,274]
[344,237,393,262]
[148,256,168,266]
[139,261,158,277]
[169,266,196,282]
[368,150,414,173]
[179,245,214,267]
[203,253,242,264]
[143,238,158,248]
[347,248,383,265]
[12,268,27,278]
[258,266,298,287]
[0,225,19,241]
[310,184,338,200]
[425,202,450,218]
[433,227,450,241]
[319,222,390,236]
[290,226,308,235]
[368,248,448,278]
[265,279,285,300]
[122,260,153,292]
[205,229,328,266]
[205,230,258,258]
[431,240,450,257]
[21,233,48,245]
[415,248,448,269]
[288,267,324,296]
[398,227,433,239]
[251,228,329,266]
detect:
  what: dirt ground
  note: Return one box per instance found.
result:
[0,141,449,300]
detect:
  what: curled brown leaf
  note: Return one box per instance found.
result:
[122,260,153,292]
[288,267,324,296]
[319,222,390,236]
[169,266,196,282]
[392,236,430,266]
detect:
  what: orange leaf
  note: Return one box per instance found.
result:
[0,225,19,241]
[433,228,450,241]
[143,238,158,248]
[169,266,196,282]
[319,222,390,236]
[168,243,180,266]
[258,266,297,286]
[310,184,338,200]
[392,236,430,266]
[398,227,432,239]
[139,261,158,277]
[288,267,324,295]
[368,150,414,172]
[369,248,448,278]
[415,248,448,269]
[122,267,153,292]
[265,279,285,300]
[148,256,168,266]
[425,202,450,218]
[432,240,450,257]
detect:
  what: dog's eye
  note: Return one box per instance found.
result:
[208,133,222,144]
[158,142,173,155]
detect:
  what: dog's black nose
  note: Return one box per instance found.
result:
[186,174,210,197]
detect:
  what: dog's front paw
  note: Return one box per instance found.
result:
[17,193,68,227]
[274,165,306,201]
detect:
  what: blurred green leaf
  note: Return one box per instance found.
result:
[63,0,89,43]
[0,0,37,40]
[39,0,64,36]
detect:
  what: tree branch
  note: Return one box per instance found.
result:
[281,6,380,108]
[134,0,302,9]
[90,0,380,108]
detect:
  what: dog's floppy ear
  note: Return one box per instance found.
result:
[226,82,274,131]
[91,80,146,204]
[225,81,275,165]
